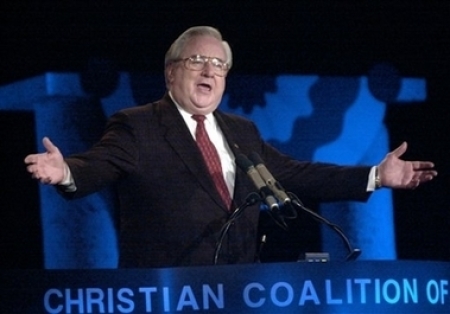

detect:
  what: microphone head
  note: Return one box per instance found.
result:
[235,154,254,172]
[248,151,264,165]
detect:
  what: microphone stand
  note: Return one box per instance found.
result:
[213,192,261,265]
[214,191,361,264]
[287,192,361,261]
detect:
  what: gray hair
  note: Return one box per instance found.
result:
[164,26,233,69]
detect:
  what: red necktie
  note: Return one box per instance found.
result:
[192,115,232,210]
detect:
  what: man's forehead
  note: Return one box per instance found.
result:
[184,36,226,57]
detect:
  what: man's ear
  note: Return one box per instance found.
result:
[166,66,175,83]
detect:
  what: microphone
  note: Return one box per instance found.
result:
[241,152,360,261]
[248,152,291,205]
[235,154,279,210]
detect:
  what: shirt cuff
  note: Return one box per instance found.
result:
[59,163,77,192]
[367,166,378,192]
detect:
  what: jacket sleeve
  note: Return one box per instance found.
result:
[61,111,139,199]
[220,112,372,203]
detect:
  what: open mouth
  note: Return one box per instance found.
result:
[197,83,212,92]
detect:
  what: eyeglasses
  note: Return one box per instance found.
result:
[173,55,230,77]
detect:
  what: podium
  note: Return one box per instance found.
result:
[2,261,449,313]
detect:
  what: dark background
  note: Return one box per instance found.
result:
[1,1,449,268]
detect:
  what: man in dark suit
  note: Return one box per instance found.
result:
[24,26,437,268]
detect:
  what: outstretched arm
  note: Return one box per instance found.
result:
[377,142,437,189]
[24,137,67,185]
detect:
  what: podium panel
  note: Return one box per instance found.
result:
[2,261,449,313]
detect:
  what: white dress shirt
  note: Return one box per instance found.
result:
[169,92,236,197]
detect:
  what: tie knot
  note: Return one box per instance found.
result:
[192,115,206,123]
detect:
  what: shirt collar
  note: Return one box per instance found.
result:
[168,91,215,122]
[168,91,217,138]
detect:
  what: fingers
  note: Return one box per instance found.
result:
[412,161,435,170]
[405,170,438,189]
[24,154,35,165]
[406,172,436,189]
[24,137,61,185]
[24,137,57,165]
[24,152,46,166]
[390,141,408,158]
[417,170,438,182]
[35,175,53,185]
[27,164,53,184]
[27,166,56,184]
[41,177,53,185]
[42,137,58,154]
[408,179,420,190]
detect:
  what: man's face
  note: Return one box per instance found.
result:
[167,35,227,115]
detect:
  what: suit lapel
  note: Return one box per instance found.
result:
[158,95,229,210]
[214,112,252,206]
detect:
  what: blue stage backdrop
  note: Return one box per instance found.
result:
[0,63,426,268]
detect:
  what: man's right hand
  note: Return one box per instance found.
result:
[24,137,66,185]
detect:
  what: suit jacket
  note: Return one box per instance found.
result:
[65,93,371,268]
